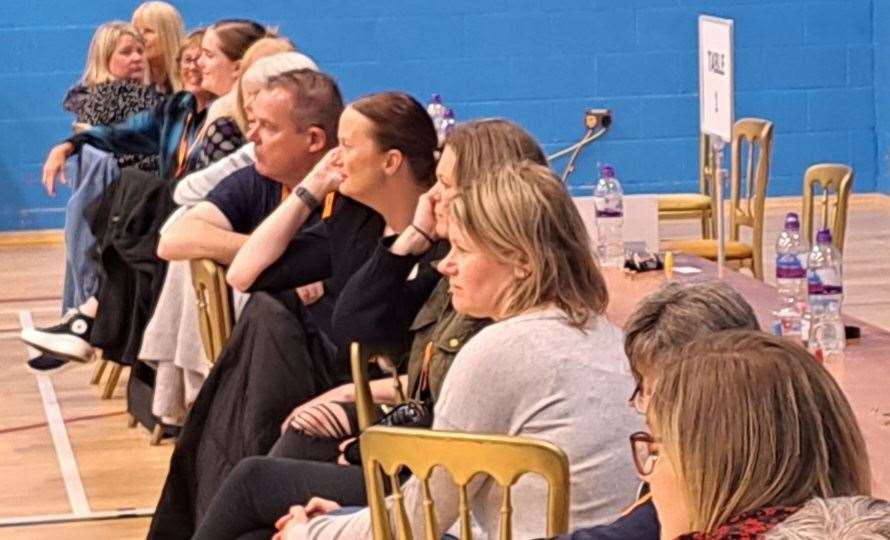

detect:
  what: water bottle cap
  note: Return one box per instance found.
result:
[784,212,800,231]
[816,228,832,244]
[430,93,442,103]
[600,165,615,178]
[443,108,454,119]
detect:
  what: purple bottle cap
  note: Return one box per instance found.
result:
[784,212,800,231]
[443,108,454,119]
[816,228,832,244]
[600,165,615,178]
[431,93,442,103]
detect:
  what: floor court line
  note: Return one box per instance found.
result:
[18,309,91,516]
[0,508,154,528]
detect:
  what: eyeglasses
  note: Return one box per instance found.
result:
[179,55,200,67]
[628,383,648,415]
[629,431,660,476]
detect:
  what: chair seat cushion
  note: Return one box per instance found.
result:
[662,239,753,260]
[657,194,712,212]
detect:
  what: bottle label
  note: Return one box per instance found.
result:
[807,267,843,295]
[594,194,623,218]
[776,254,805,279]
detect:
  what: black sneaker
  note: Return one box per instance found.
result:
[20,309,95,363]
[26,354,74,375]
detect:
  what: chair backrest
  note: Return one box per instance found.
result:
[729,118,774,280]
[699,132,717,239]
[190,258,234,364]
[802,163,854,253]
[360,425,571,540]
[350,342,404,431]
[700,131,715,197]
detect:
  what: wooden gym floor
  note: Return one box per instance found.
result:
[0,195,888,539]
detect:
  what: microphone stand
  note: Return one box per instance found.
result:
[548,109,612,184]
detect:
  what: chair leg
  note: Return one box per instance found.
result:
[101,363,123,399]
[150,423,164,446]
[90,359,107,385]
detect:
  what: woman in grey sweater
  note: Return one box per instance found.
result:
[278,161,642,539]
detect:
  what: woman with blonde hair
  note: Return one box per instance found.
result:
[273,161,641,539]
[62,21,162,170]
[25,20,271,372]
[132,1,185,92]
[635,330,887,539]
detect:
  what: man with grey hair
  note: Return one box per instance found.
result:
[159,69,343,267]
[553,280,761,540]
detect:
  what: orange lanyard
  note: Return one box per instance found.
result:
[417,341,434,397]
[173,113,194,179]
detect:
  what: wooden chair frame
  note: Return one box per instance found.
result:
[727,117,774,280]
[802,163,854,253]
[189,258,234,364]
[657,133,717,239]
[361,425,570,540]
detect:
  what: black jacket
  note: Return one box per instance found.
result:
[149,197,385,538]
[148,291,336,538]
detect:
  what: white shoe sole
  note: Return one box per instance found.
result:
[20,328,94,363]
[26,359,78,376]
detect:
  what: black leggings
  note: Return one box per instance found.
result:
[192,456,368,540]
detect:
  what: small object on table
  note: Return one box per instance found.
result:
[623,246,662,273]
[663,251,674,279]
[845,325,861,341]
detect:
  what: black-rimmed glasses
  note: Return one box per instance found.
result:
[629,431,660,476]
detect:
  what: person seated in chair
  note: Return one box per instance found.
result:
[272,161,642,539]
[158,63,333,266]
[150,91,441,538]
[639,331,885,539]
[23,20,270,371]
[188,120,551,540]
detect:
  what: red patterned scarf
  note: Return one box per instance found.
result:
[677,506,799,539]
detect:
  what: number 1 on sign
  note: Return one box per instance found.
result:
[714,91,718,113]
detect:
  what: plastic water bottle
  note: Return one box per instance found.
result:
[593,165,624,267]
[774,213,806,336]
[806,228,844,359]
[442,108,456,140]
[426,94,446,144]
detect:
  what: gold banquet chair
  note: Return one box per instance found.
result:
[802,163,854,253]
[190,258,234,364]
[350,341,406,431]
[657,132,717,239]
[663,118,774,281]
[360,425,571,540]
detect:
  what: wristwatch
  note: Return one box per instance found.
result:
[294,185,321,210]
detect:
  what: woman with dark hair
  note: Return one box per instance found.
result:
[150,91,441,539]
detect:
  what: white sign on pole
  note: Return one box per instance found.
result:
[699,15,734,143]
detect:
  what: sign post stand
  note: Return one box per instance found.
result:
[699,15,734,279]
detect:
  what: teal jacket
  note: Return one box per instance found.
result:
[67,91,206,181]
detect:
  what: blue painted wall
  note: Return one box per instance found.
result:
[0,0,881,231]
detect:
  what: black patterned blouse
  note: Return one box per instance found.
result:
[63,79,164,172]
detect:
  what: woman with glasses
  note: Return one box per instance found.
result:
[633,331,886,539]
[274,161,640,540]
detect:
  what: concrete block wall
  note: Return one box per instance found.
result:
[0,0,880,230]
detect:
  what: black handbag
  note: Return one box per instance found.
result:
[342,399,433,464]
